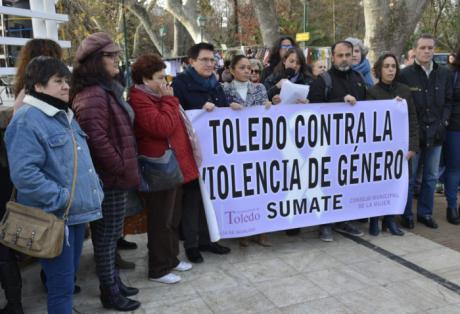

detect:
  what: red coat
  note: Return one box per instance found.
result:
[129,86,199,184]
[72,85,140,190]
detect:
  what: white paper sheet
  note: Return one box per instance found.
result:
[279,80,310,105]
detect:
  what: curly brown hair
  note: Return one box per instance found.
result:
[14,39,62,97]
[131,54,166,84]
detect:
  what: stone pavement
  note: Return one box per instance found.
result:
[409,192,460,252]
[12,219,460,314]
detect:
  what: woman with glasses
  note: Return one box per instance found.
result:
[249,59,264,83]
[261,36,298,83]
[71,32,141,312]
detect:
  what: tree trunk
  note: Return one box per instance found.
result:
[363,0,429,65]
[125,0,172,55]
[252,0,280,47]
[173,17,193,56]
[165,0,214,44]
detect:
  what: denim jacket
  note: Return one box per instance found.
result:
[5,95,103,226]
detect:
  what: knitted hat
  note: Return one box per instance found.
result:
[76,32,121,62]
[345,37,369,58]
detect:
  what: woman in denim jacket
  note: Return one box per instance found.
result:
[4,57,104,314]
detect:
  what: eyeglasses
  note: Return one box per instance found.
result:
[196,57,216,64]
[251,69,260,74]
[102,52,120,60]
[280,44,293,49]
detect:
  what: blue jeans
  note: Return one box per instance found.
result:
[40,224,85,314]
[404,145,442,218]
[444,131,460,209]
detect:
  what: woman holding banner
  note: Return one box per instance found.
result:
[223,54,271,247]
[366,52,419,236]
[263,47,313,105]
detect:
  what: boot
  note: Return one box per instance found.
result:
[368,217,380,236]
[382,216,404,236]
[446,207,460,225]
[100,284,140,312]
[115,275,139,297]
[115,252,135,270]
[0,261,24,314]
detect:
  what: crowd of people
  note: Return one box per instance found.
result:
[0,30,459,314]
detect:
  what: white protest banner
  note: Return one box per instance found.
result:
[187,100,409,241]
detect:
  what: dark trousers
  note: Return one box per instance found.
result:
[0,165,14,263]
[444,131,460,209]
[180,180,210,249]
[0,165,22,308]
[142,188,181,278]
[91,190,127,287]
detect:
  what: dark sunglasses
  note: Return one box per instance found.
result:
[251,69,260,74]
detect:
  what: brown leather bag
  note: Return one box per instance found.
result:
[0,132,78,259]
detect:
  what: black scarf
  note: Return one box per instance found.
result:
[30,90,69,112]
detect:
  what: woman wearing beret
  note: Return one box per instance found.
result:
[71,32,141,312]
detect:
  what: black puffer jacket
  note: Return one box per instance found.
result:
[398,61,453,147]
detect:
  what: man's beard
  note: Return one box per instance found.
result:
[334,63,351,72]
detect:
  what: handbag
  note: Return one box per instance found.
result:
[138,140,184,192]
[0,132,78,259]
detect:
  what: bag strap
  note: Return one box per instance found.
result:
[9,128,78,221]
[64,131,78,221]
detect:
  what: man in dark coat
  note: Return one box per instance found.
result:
[172,43,230,264]
[398,34,453,229]
[307,40,367,242]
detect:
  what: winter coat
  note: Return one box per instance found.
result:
[308,66,367,103]
[223,81,268,107]
[367,81,419,153]
[172,69,228,110]
[448,68,460,131]
[398,61,453,147]
[129,86,199,183]
[264,71,313,101]
[5,95,103,225]
[72,85,140,190]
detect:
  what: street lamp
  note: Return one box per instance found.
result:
[196,15,206,42]
[159,25,167,57]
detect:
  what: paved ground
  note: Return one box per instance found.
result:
[3,192,460,314]
[410,192,460,252]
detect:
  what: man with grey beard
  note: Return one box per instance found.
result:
[308,40,367,242]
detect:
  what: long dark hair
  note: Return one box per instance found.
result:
[272,47,309,79]
[268,35,297,67]
[70,52,112,101]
